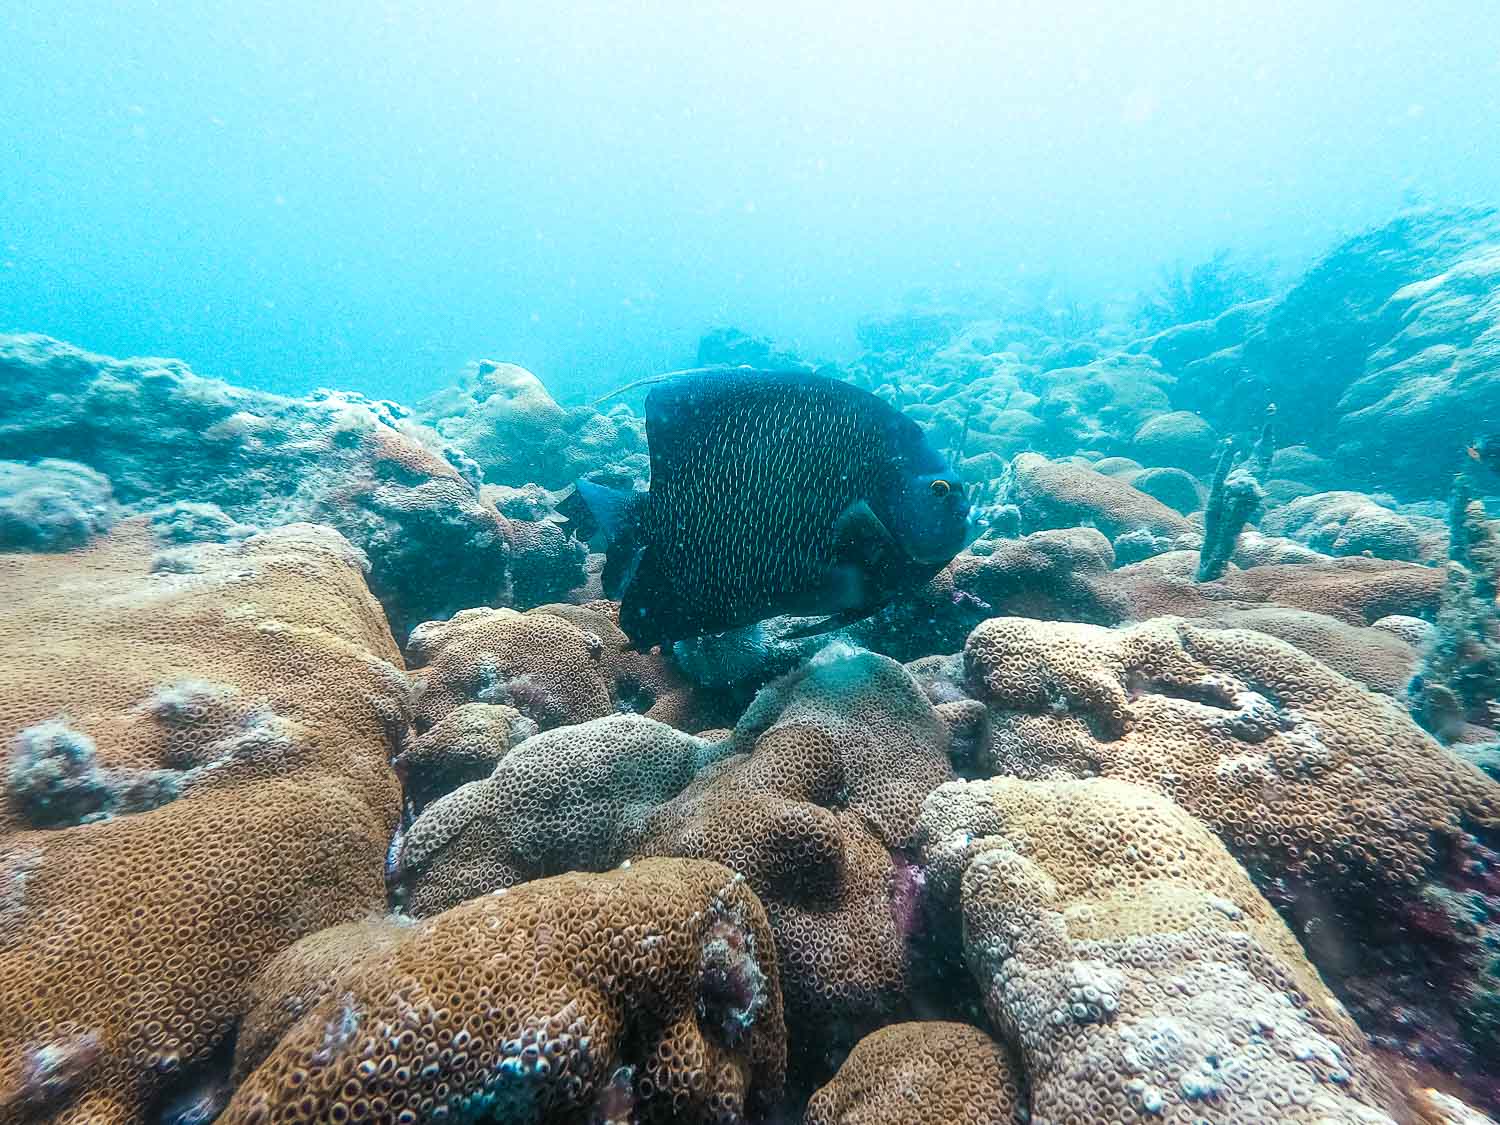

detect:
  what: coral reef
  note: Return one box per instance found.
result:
[0,459,116,552]
[6,201,1500,1122]
[0,334,569,637]
[803,1022,1023,1125]
[222,860,786,1124]
[396,645,957,1087]
[918,776,1411,1122]
[0,520,404,1123]
[958,615,1500,1096]
[1141,205,1500,491]
[415,359,647,489]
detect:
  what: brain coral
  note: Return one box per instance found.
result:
[404,601,711,744]
[961,615,1500,1096]
[803,1021,1023,1125]
[394,714,727,916]
[395,645,957,1088]
[918,777,1410,1123]
[221,859,785,1124]
[0,519,405,1123]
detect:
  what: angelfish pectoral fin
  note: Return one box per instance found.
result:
[779,606,881,640]
[832,500,897,570]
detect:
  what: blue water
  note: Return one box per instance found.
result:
[4,1,1499,401]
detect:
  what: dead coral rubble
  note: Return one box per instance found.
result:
[0,520,405,1124]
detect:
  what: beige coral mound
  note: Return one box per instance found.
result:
[1008,452,1198,541]
[963,616,1499,888]
[1100,550,1444,626]
[1187,606,1419,697]
[395,645,957,1083]
[918,777,1410,1124]
[405,601,707,737]
[395,714,724,917]
[0,520,404,1124]
[221,859,786,1125]
[802,1021,1023,1125]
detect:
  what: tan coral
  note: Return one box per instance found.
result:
[391,701,532,814]
[221,859,786,1125]
[395,645,956,1083]
[395,714,723,917]
[802,1021,1023,1125]
[919,777,1411,1124]
[1187,606,1419,697]
[405,602,709,737]
[0,519,404,1123]
[963,616,1499,888]
[1099,549,1444,626]
[1008,452,1198,541]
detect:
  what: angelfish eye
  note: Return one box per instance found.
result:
[929,479,951,497]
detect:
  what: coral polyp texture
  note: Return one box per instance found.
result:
[960,615,1500,1096]
[918,777,1410,1123]
[395,644,957,1086]
[802,1021,1023,1125]
[404,601,709,736]
[0,519,404,1123]
[6,199,1500,1123]
[220,859,786,1125]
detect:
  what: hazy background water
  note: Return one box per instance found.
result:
[3,1,1498,402]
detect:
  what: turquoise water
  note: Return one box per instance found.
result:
[4,2,1499,400]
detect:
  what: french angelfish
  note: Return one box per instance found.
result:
[560,368,971,649]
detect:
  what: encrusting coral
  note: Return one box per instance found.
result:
[918,776,1412,1123]
[0,519,405,1124]
[221,860,786,1125]
[802,1021,1024,1125]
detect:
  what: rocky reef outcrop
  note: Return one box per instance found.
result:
[7,202,1500,1124]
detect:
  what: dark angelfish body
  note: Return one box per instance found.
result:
[560,369,971,649]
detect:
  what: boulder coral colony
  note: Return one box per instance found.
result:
[1,206,1499,1124]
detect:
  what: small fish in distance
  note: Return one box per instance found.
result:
[1467,434,1500,474]
[558,368,972,649]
